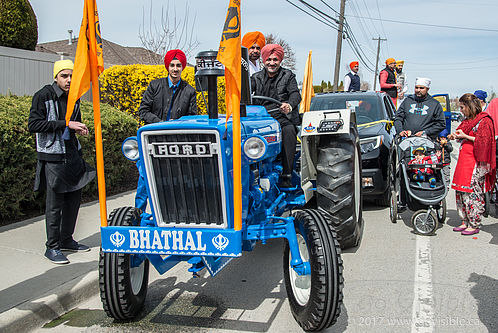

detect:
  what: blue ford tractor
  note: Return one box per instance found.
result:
[99,50,362,331]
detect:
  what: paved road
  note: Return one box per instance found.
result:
[34,179,498,332]
[31,124,498,333]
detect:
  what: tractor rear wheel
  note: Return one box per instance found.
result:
[316,126,363,249]
[99,207,149,320]
[283,209,344,331]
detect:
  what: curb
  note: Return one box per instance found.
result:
[0,270,99,333]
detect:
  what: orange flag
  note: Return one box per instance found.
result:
[66,0,104,123]
[217,0,241,123]
[299,50,315,114]
[217,0,242,231]
[67,0,107,227]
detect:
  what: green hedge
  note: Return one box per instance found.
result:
[0,0,38,50]
[0,95,139,224]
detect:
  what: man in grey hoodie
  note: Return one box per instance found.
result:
[394,77,446,139]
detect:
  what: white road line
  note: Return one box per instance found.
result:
[411,235,434,333]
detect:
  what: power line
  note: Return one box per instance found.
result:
[348,0,376,52]
[375,0,390,55]
[284,0,376,73]
[284,0,339,30]
[408,56,498,66]
[360,0,381,37]
[346,14,498,32]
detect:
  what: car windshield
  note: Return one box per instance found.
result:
[310,95,384,125]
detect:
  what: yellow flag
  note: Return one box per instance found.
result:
[299,50,315,114]
[217,0,242,231]
[66,0,104,124]
[217,0,241,123]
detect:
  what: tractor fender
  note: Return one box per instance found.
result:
[300,109,353,137]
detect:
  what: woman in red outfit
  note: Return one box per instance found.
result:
[449,93,496,235]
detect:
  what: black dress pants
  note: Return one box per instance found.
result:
[45,186,82,250]
[281,123,297,175]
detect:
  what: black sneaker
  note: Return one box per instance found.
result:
[45,249,70,264]
[60,241,90,252]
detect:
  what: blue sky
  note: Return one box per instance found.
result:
[31,0,498,98]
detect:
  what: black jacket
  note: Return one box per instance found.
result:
[394,93,446,139]
[139,77,197,124]
[28,83,95,192]
[380,66,397,98]
[251,67,302,127]
[28,83,81,161]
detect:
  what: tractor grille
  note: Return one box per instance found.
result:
[143,130,226,228]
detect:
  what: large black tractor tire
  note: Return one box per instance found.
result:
[283,209,344,331]
[99,207,149,321]
[316,126,363,249]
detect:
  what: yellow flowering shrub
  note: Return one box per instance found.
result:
[99,65,227,122]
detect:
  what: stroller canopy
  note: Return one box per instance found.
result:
[398,137,435,152]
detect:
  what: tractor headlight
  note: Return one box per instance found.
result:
[122,137,139,161]
[360,136,382,154]
[243,136,267,160]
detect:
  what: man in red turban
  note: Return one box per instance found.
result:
[242,31,266,76]
[251,43,302,187]
[135,49,197,211]
[344,61,360,92]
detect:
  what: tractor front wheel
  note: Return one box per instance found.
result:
[283,209,344,331]
[99,207,149,320]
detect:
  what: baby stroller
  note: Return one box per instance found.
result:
[390,136,448,235]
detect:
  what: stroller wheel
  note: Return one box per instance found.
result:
[436,199,447,224]
[389,188,398,223]
[411,210,437,235]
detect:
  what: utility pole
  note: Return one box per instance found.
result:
[372,36,387,91]
[333,0,346,92]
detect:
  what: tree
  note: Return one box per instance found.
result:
[138,1,199,64]
[265,33,297,72]
[0,0,38,50]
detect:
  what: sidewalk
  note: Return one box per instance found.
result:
[0,191,135,333]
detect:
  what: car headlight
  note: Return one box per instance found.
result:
[243,136,267,160]
[122,137,139,161]
[360,135,382,154]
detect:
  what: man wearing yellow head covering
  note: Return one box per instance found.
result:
[28,59,95,264]
[395,60,407,104]
[379,58,401,106]
[242,31,266,76]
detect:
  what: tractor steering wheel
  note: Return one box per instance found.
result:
[252,95,283,113]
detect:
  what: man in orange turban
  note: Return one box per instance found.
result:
[344,61,360,92]
[242,31,266,76]
[379,57,400,106]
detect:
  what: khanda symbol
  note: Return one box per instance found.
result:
[221,5,240,41]
[212,234,229,251]
[110,231,125,248]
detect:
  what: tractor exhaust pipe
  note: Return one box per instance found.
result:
[195,47,252,119]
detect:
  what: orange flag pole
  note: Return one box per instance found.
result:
[90,66,107,227]
[67,0,107,226]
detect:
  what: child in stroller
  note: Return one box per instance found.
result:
[391,136,449,235]
[408,147,439,187]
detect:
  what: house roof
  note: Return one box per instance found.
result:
[36,38,163,66]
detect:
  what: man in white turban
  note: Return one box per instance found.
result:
[394,77,446,139]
